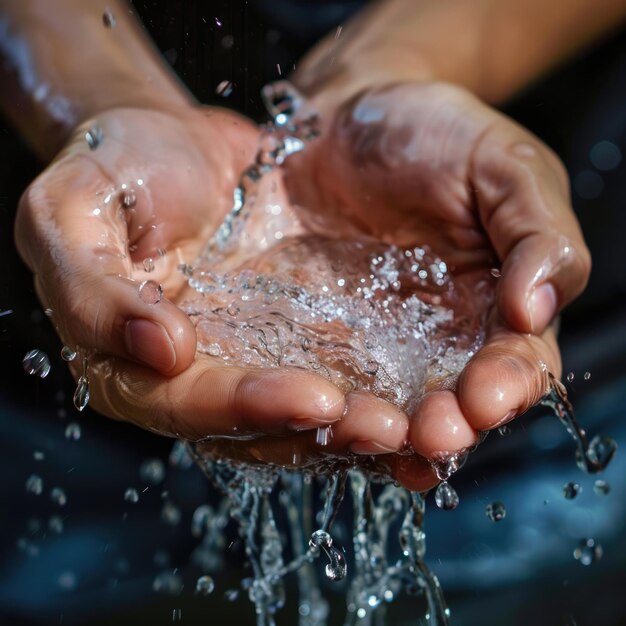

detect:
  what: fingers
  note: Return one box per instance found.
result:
[85,355,346,439]
[15,155,196,375]
[471,118,591,335]
[409,319,559,458]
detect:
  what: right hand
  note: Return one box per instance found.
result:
[15,105,349,440]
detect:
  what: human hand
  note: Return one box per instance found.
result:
[190,81,590,491]
[15,106,349,439]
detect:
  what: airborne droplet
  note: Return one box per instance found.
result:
[73,376,90,412]
[195,575,215,596]
[138,280,163,304]
[22,349,51,378]
[61,346,77,362]
[485,501,506,521]
[573,538,603,566]
[434,481,459,510]
[563,481,582,500]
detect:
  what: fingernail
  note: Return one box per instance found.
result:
[528,282,557,333]
[287,416,338,432]
[350,440,397,455]
[125,319,176,372]
[492,409,517,429]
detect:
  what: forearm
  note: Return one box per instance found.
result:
[0,0,192,159]
[295,0,626,108]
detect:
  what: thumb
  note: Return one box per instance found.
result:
[471,117,591,335]
[16,156,196,375]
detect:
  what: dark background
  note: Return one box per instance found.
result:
[1,1,625,625]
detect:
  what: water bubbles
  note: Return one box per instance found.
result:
[73,376,90,411]
[50,487,67,507]
[25,474,43,495]
[584,435,617,473]
[434,481,459,510]
[593,479,610,496]
[22,349,51,378]
[124,487,139,503]
[85,126,103,150]
[139,458,166,485]
[573,538,603,566]
[65,422,81,440]
[102,8,116,28]
[563,482,582,500]
[153,571,183,595]
[138,280,163,304]
[122,190,136,208]
[485,501,506,522]
[143,258,155,273]
[61,346,77,362]
[195,575,215,596]
[216,80,234,97]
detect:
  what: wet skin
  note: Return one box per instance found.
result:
[15,82,590,491]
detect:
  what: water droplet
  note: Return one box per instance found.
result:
[490,268,501,278]
[434,481,459,510]
[139,458,165,485]
[61,346,77,361]
[124,487,139,503]
[161,501,181,526]
[33,450,45,461]
[585,435,617,472]
[195,575,215,596]
[85,126,103,150]
[122,190,136,208]
[485,501,506,521]
[22,349,51,378]
[156,248,167,258]
[224,589,239,601]
[593,479,610,495]
[221,34,234,49]
[216,80,234,97]
[102,8,116,28]
[364,360,379,375]
[65,422,81,440]
[207,343,222,357]
[50,487,67,506]
[573,538,603,566]
[325,546,347,581]
[309,529,332,550]
[169,440,193,469]
[226,303,240,316]
[566,372,575,383]
[73,376,90,411]
[143,258,155,273]
[497,424,511,436]
[563,482,582,500]
[25,474,43,495]
[172,608,182,622]
[138,280,163,304]
[48,515,64,534]
[583,371,591,381]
